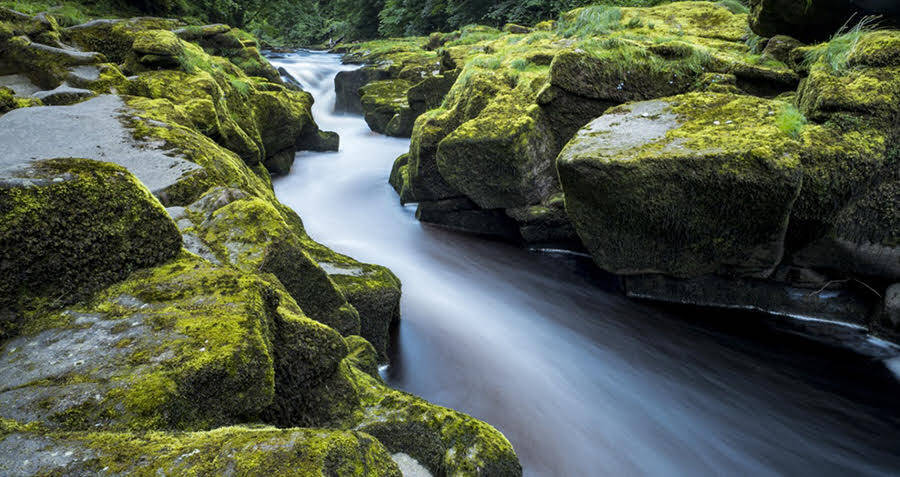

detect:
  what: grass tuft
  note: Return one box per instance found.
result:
[509,58,529,71]
[557,5,623,38]
[804,15,881,74]
[775,104,807,139]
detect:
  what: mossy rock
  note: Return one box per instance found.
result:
[621,2,749,42]
[342,339,522,477]
[549,47,704,104]
[407,69,504,203]
[328,266,401,364]
[360,79,413,136]
[334,66,391,114]
[249,87,315,159]
[437,99,557,210]
[798,31,900,128]
[557,93,804,279]
[389,153,415,204]
[181,189,361,337]
[0,252,358,431]
[0,426,401,476]
[131,29,183,58]
[793,176,900,280]
[0,158,181,337]
[788,122,893,243]
[1,34,105,89]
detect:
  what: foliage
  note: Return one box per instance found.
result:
[557,5,624,37]
[804,15,881,74]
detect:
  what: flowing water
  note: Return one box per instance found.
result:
[270,50,900,476]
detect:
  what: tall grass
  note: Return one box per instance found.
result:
[557,5,623,38]
[804,15,881,73]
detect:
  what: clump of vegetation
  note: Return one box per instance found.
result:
[469,54,503,69]
[775,104,807,139]
[804,15,881,73]
[558,5,624,38]
[510,57,529,71]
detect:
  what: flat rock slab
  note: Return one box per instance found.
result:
[0,94,202,195]
[0,73,41,96]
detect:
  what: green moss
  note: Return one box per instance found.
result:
[132,29,183,57]
[189,193,361,337]
[557,93,804,278]
[0,158,181,338]
[3,426,401,476]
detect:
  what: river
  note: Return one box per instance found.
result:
[269,50,900,476]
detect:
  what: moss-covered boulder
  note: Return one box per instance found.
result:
[179,188,361,337]
[0,34,105,89]
[557,93,804,279]
[342,339,522,477]
[0,252,356,431]
[360,79,415,137]
[798,30,900,127]
[132,29,183,64]
[789,29,900,279]
[335,66,391,114]
[0,158,181,338]
[389,153,415,204]
[0,425,401,476]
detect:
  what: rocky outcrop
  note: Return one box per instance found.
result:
[333,37,455,137]
[0,7,522,476]
[557,28,900,346]
[0,424,402,476]
[370,2,899,348]
[0,158,182,339]
[378,2,803,247]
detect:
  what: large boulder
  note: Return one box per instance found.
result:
[359,79,415,137]
[334,66,390,114]
[178,188,362,337]
[0,253,354,431]
[557,93,804,279]
[790,29,900,279]
[0,158,181,338]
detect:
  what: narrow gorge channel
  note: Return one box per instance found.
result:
[271,51,900,476]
